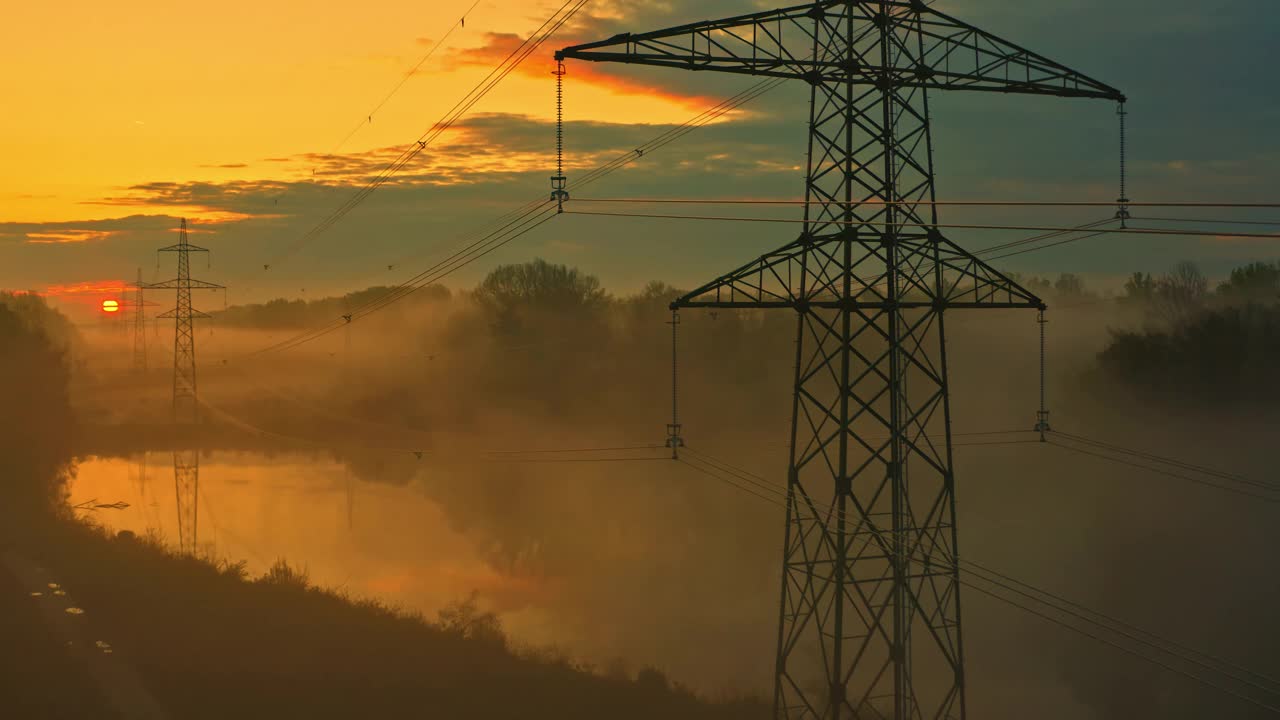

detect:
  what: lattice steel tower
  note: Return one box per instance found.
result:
[149,218,224,553]
[129,268,157,374]
[559,3,1123,718]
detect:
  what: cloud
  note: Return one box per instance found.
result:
[24,229,120,244]
[39,280,132,297]
[447,31,717,109]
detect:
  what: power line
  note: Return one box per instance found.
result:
[963,558,1280,695]
[561,208,1280,241]
[1052,429,1279,493]
[327,0,483,156]
[985,227,1116,261]
[972,218,1115,256]
[486,445,664,455]
[1046,438,1280,504]
[958,580,1280,715]
[569,197,1280,209]
[239,78,786,359]
[348,76,785,288]
[249,203,559,356]
[200,394,671,462]
[678,456,793,507]
[677,443,1280,711]
[1134,216,1280,227]
[265,0,591,269]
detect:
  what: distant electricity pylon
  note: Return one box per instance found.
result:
[147,218,224,554]
[129,268,158,374]
[560,3,1123,718]
[150,219,224,423]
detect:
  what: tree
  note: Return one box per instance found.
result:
[1120,272,1155,304]
[0,302,76,513]
[473,259,607,333]
[1217,260,1280,302]
[437,592,507,650]
[1054,273,1087,298]
[1152,260,1207,324]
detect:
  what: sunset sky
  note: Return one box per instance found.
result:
[2,0,1277,314]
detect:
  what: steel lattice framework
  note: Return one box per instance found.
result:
[558,2,1123,718]
[148,218,223,554]
[129,268,159,374]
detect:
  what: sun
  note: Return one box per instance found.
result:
[102,299,120,313]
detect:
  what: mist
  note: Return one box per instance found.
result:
[32,259,1275,719]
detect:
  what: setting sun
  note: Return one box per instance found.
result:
[101,298,120,313]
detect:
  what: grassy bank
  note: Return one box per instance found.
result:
[4,512,764,719]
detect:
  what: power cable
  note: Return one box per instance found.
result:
[1046,438,1280,504]
[963,557,1280,695]
[1052,429,1279,493]
[677,456,795,507]
[568,198,1280,209]
[239,78,786,359]
[327,0,483,156]
[675,443,1280,710]
[958,580,1280,715]
[561,209,1280,241]
[1134,216,1280,227]
[984,227,1116,261]
[264,0,591,269]
[350,76,785,287]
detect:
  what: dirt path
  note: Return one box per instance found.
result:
[0,547,169,720]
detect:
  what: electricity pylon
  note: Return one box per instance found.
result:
[559,4,1123,718]
[128,268,158,374]
[150,219,224,423]
[148,218,224,554]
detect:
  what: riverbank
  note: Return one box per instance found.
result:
[2,511,765,719]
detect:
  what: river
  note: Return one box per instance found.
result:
[68,449,781,694]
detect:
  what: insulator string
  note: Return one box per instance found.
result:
[551,60,568,212]
[1035,309,1050,441]
[1116,101,1130,227]
[666,309,684,459]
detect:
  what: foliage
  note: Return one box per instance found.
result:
[1149,260,1208,324]
[473,258,608,334]
[257,559,311,590]
[1098,302,1280,404]
[1119,272,1154,304]
[1,516,765,720]
[214,285,450,328]
[437,591,507,650]
[1217,260,1280,301]
[0,301,77,512]
[1053,272,1088,298]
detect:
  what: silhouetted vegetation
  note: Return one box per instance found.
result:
[0,279,767,719]
[1097,260,1280,405]
[9,519,765,720]
[0,297,77,512]
[214,284,450,328]
[1099,302,1280,404]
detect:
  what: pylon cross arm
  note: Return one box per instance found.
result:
[157,309,213,320]
[669,232,1044,311]
[147,279,225,290]
[557,0,1122,101]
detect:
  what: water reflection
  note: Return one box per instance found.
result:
[173,449,199,555]
[69,450,781,693]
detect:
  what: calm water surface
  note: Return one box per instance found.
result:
[69,450,778,692]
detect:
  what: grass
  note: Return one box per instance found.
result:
[6,511,767,719]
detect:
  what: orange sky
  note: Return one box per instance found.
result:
[0,0,702,224]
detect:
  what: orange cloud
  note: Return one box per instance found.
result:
[450,32,717,110]
[40,280,131,297]
[24,229,119,244]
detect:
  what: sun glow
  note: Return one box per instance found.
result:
[102,299,120,313]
